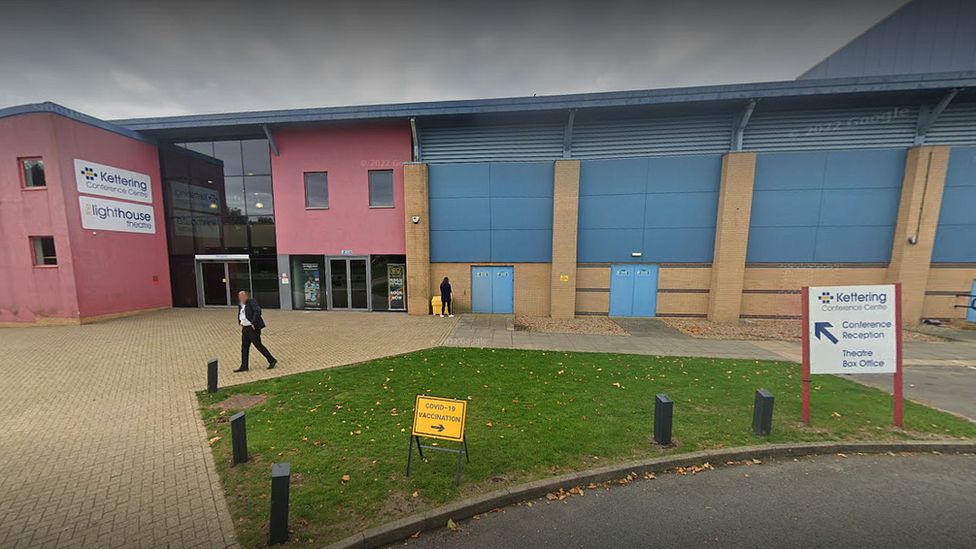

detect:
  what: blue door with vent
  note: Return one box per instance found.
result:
[609,264,659,317]
[471,266,514,313]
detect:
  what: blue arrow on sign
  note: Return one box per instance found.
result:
[814,322,838,344]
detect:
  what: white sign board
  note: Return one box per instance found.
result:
[807,284,897,374]
[79,196,156,234]
[74,159,153,204]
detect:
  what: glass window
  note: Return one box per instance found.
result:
[21,158,46,188]
[183,141,214,157]
[213,141,243,176]
[223,176,247,216]
[249,216,276,250]
[368,170,394,207]
[166,215,195,255]
[250,256,280,308]
[222,218,249,250]
[30,236,57,265]
[245,175,274,215]
[242,139,271,175]
[304,172,329,208]
[370,255,407,312]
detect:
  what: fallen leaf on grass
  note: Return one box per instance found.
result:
[208,436,221,446]
[341,474,351,483]
[412,491,419,498]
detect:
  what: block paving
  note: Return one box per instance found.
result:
[0,309,454,548]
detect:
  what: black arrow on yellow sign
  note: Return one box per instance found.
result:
[431,424,445,432]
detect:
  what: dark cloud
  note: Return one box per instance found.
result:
[0,0,906,118]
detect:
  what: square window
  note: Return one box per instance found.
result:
[21,158,46,188]
[368,170,394,208]
[304,172,329,208]
[30,236,57,266]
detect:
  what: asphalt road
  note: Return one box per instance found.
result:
[844,365,976,421]
[398,453,976,548]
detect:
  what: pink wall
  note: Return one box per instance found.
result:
[270,123,412,255]
[0,112,171,322]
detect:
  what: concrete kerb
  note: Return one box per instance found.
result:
[326,440,976,549]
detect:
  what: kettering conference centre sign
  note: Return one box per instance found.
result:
[79,195,156,234]
[806,284,898,374]
[74,159,153,204]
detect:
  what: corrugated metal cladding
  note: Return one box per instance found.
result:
[742,106,919,152]
[571,113,733,159]
[926,102,976,145]
[419,122,564,163]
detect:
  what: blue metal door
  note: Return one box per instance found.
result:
[609,264,658,317]
[471,266,493,313]
[491,266,514,314]
[633,265,659,317]
[609,265,635,317]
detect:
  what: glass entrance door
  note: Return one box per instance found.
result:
[329,257,369,310]
[198,260,252,306]
[202,262,229,306]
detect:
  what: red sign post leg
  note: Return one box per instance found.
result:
[801,286,811,424]
[893,283,904,428]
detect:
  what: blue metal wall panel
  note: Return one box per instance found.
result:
[490,231,553,263]
[429,197,491,230]
[430,231,491,262]
[578,155,722,263]
[578,229,643,262]
[933,146,976,262]
[579,158,648,195]
[748,149,904,263]
[490,197,552,230]
[643,228,717,262]
[428,163,490,197]
[429,162,553,262]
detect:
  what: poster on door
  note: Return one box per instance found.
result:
[388,264,405,310]
[301,263,322,309]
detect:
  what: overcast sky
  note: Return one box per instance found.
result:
[0,0,907,119]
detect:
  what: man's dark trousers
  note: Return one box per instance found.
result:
[241,325,275,368]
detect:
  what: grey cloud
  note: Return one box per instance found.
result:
[0,0,907,119]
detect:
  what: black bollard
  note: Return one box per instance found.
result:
[269,463,290,545]
[207,358,218,393]
[231,411,248,465]
[752,389,775,436]
[653,393,673,445]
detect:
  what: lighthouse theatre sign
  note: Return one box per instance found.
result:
[802,284,903,427]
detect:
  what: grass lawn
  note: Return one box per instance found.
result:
[197,347,976,546]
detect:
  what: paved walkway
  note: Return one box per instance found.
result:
[445,315,976,366]
[0,309,454,548]
[404,453,976,548]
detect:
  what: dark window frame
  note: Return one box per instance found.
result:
[20,157,46,189]
[304,171,329,209]
[367,169,395,208]
[29,236,57,266]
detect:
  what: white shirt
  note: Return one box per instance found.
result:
[239,305,252,326]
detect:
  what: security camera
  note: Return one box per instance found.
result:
[411,215,420,224]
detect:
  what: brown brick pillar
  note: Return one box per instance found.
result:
[707,152,757,323]
[550,160,581,319]
[886,146,949,325]
[403,163,430,315]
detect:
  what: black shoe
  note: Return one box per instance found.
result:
[233,366,249,373]
[268,360,277,370]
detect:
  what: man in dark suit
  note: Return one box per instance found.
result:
[234,290,277,372]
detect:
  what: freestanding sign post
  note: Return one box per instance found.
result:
[406,395,470,485]
[802,283,903,427]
